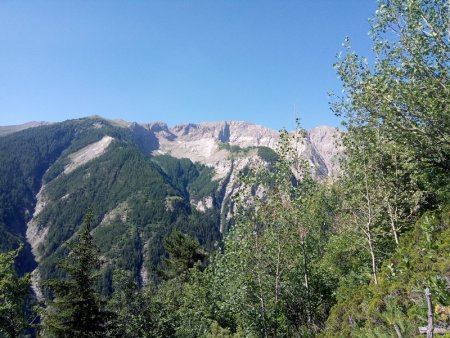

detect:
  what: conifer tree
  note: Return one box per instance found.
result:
[158,229,207,281]
[106,270,155,338]
[0,247,29,338]
[40,210,110,337]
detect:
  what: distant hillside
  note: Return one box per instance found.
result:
[0,121,50,136]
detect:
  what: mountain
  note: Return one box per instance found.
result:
[0,116,342,297]
[0,121,50,136]
[141,120,341,176]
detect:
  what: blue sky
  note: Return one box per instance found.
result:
[0,1,377,130]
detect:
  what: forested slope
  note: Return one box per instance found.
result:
[0,117,223,295]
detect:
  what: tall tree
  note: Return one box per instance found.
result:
[330,0,449,286]
[324,0,450,335]
[158,229,207,281]
[106,270,156,338]
[331,0,449,206]
[40,210,110,337]
[0,248,30,337]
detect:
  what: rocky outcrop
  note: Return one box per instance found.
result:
[192,196,214,212]
[26,185,49,260]
[147,121,340,177]
[64,136,114,174]
[308,126,343,177]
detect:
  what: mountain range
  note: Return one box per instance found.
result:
[0,116,342,298]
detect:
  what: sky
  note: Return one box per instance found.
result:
[0,1,378,130]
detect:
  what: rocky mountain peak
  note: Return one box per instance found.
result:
[143,120,341,178]
[140,121,169,133]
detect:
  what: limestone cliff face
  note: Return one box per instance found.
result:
[308,126,343,177]
[137,120,342,233]
[141,121,341,178]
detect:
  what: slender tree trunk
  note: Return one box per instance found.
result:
[254,230,268,338]
[387,203,400,245]
[301,239,312,324]
[394,323,403,338]
[367,229,378,285]
[273,238,282,338]
[274,240,281,306]
[426,287,434,338]
[363,159,378,285]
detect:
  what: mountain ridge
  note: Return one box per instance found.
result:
[1,117,342,177]
[0,116,343,297]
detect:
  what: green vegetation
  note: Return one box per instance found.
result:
[324,206,450,337]
[324,0,450,335]
[257,146,279,164]
[0,0,449,336]
[192,131,338,336]
[41,210,111,337]
[217,142,248,155]
[158,229,207,281]
[152,154,219,201]
[0,248,30,337]
[218,142,279,165]
[0,122,80,272]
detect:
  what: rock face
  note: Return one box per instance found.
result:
[308,126,343,177]
[64,136,114,174]
[142,121,341,178]
[137,120,342,233]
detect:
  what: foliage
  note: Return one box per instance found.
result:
[331,0,449,205]
[36,141,180,289]
[158,229,207,281]
[152,154,219,201]
[218,142,279,165]
[257,146,279,164]
[191,129,339,337]
[217,142,249,155]
[0,248,30,337]
[324,206,450,337]
[0,121,82,272]
[106,270,156,337]
[323,0,450,335]
[40,210,111,337]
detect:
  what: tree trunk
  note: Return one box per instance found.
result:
[426,287,433,338]
[367,229,378,285]
[387,203,400,245]
[394,323,403,338]
[363,159,378,285]
[302,240,311,324]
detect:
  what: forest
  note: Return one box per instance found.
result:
[1,0,449,337]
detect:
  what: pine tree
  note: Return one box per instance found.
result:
[106,270,156,338]
[0,247,30,337]
[40,210,110,337]
[158,229,207,281]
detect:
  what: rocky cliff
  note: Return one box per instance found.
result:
[136,120,342,232]
[139,120,341,178]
